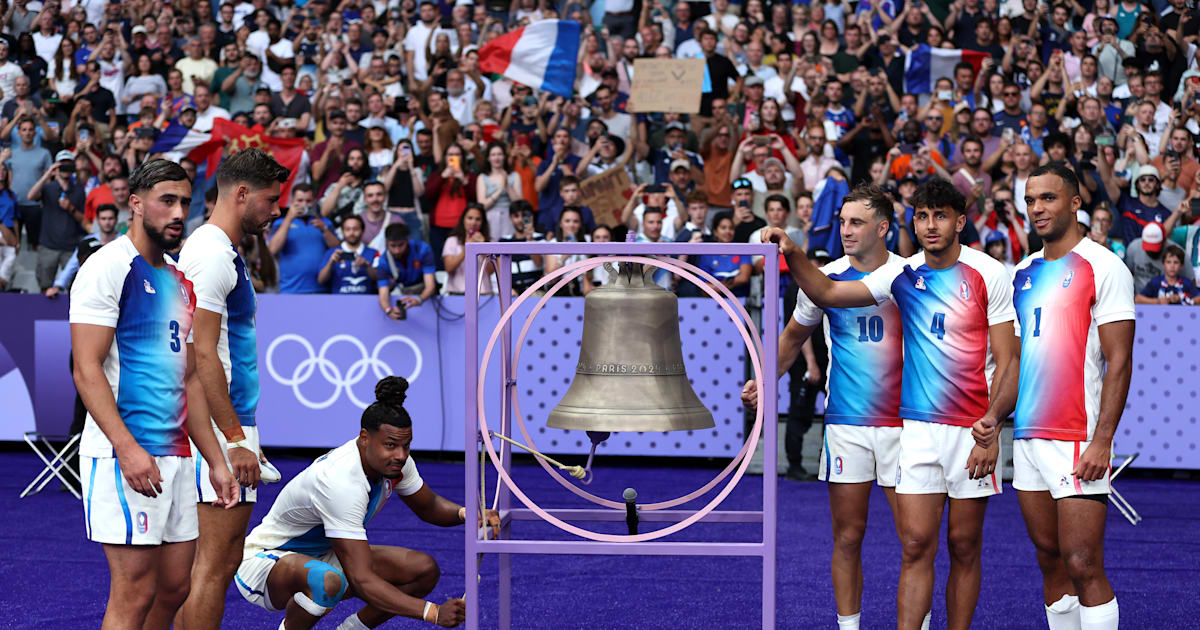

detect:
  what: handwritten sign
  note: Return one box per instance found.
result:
[629,58,705,114]
[579,165,633,227]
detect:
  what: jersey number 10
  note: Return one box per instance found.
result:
[856,316,885,342]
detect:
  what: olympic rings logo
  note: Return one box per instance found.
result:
[265,334,423,409]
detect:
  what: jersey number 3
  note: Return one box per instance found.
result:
[169,320,181,352]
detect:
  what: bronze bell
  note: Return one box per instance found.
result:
[546,261,715,433]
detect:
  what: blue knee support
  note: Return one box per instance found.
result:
[303,560,347,608]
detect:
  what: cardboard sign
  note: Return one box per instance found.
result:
[629,58,705,114]
[579,165,633,227]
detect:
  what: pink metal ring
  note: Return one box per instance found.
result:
[476,255,767,542]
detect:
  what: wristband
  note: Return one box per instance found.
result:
[220,426,247,443]
[423,601,439,623]
[227,438,253,452]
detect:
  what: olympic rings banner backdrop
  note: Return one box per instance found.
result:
[2,295,1196,468]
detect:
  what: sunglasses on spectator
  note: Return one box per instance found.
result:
[1004,91,1020,96]
[925,116,942,122]
[732,179,753,190]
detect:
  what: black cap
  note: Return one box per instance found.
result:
[328,109,348,120]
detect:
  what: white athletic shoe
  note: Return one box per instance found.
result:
[260,456,282,483]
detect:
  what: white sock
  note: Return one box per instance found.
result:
[336,613,371,630]
[836,612,860,630]
[1080,597,1119,630]
[1046,594,1082,630]
[921,611,931,630]
[277,620,288,630]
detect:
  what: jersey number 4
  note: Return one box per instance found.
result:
[856,316,885,342]
[929,312,947,340]
[169,320,181,352]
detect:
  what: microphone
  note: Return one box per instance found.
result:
[623,487,638,535]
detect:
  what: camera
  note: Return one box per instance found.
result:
[393,300,408,319]
[338,251,355,262]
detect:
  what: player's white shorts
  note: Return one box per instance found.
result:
[235,548,344,611]
[817,424,902,486]
[192,423,259,504]
[82,455,198,545]
[1012,438,1111,500]
[896,420,1001,499]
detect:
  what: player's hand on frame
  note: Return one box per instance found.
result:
[964,443,997,480]
[1073,440,1110,482]
[116,444,163,498]
[761,227,798,257]
[435,598,467,627]
[805,367,821,385]
[210,463,241,509]
[229,444,262,489]
[480,508,501,540]
[741,379,758,410]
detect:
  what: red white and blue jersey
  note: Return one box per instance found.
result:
[862,247,1015,427]
[69,236,197,458]
[1012,238,1135,441]
[793,254,904,427]
[179,224,261,426]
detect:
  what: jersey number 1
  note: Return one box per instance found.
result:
[1032,307,1042,337]
[929,312,947,340]
[169,320,181,352]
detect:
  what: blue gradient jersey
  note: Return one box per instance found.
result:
[179,224,260,426]
[1012,238,1135,441]
[243,439,424,557]
[793,254,904,427]
[69,236,197,458]
[861,247,1015,427]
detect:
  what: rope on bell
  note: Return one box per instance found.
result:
[488,431,588,479]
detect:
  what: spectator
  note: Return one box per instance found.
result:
[425,143,473,262]
[0,160,16,291]
[1125,222,1178,291]
[44,204,120,298]
[499,200,544,294]
[318,214,380,295]
[381,140,426,241]
[694,212,752,297]
[1087,204,1128,258]
[1135,245,1198,305]
[731,177,766,242]
[699,120,736,212]
[542,207,589,295]
[442,203,492,295]
[267,183,340,294]
[476,141,522,241]
[557,176,596,235]
[319,147,370,225]
[311,109,362,198]
[1112,165,1172,245]
[376,222,437,319]
[27,150,86,290]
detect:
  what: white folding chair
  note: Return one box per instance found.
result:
[20,432,82,500]
[1109,451,1141,526]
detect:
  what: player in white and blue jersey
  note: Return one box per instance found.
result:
[234,377,499,630]
[763,178,1020,630]
[70,159,238,629]
[988,164,1133,630]
[176,148,289,630]
[743,185,903,630]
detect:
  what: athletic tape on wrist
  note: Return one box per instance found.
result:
[423,601,440,623]
[294,592,332,617]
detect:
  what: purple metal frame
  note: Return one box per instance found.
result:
[464,241,779,629]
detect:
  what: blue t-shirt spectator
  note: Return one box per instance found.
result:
[1117,194,1170,245]
[694,253,751,297]
[649,148,703,185]
[534,151,582,233]
[321,245,380,294]
[375,238,436,289]
[1140,274,1198,305]
[270,216,337,294]
[0,189,14,228]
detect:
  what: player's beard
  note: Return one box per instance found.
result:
[242,206,272,236]
[145,219,185,250]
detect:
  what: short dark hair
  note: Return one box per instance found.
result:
[961,136,985,152]
[291,182,314,196]
[911,178,966,215]
[764,193,791,213]
[95,204,118,217]
[1028,163,1080,199]
[842,183,892,222]
[509,199,533,217]
[1163,244,1186,265]
[215,148,289,196]
[343,214,365,230]
[684,190,709,205]
[384,222,411,242]
[560,175,580,188]
[363,180,386,193]
[129,159,191,196]
[642,206,664,219]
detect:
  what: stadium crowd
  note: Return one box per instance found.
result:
[1,0,1199,307]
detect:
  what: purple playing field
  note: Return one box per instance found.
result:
[1,451,1196,629]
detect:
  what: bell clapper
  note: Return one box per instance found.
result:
[487,431,589,481]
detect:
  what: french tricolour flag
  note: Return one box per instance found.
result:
[904,44,990,96]
[479,20,580,98]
